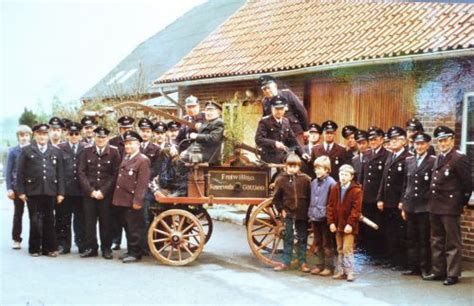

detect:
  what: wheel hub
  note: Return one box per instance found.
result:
[170,230,183,246]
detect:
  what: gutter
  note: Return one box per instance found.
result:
[153,48,474,88]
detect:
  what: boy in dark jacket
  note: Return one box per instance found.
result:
[6,125,32,249]
[272,154,312,272]
[327,164,363,281]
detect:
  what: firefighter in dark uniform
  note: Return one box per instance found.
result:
[48,117,64,147]
[16,123,65,257]
[255,95,309,164]
[400,132,436,277]
[351,130,369,184]
[180,101,226,166]
[360,126,389,261]
[138,118,160,165]
[311,120,348,181]
[153,121,168,150]
[56,122,86,254]
[406,117,435,156]
[376,126,412,270]
[80,116,97,146]
[78,127,121,259]
[176,95,206,152]
[300,123,322,179]
[109,116,134,249]
[305,123,322,154]
[423,126,472,285]
[112,131,150,263]
[109,116,135,158]
[137,117,161,254]
[342,125,358,161]
[259,75,309,145]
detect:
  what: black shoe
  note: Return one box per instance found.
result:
[382,263,393,269]
[122,255,140,263]
[112,244,121,251]
[80,249,98,258]
[443,277,459,286]
[102,250,113,260]
[422,273,445,281]
[402,270,420,276]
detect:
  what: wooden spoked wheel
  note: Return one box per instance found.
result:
[246,199,284,266]
[148,209,205,266]
[188,207,213,244]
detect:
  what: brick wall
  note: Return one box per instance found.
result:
[461,206,474,262]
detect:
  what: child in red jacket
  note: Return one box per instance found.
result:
[327,164,362,281]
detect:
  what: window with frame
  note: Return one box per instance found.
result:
[461,92,474,203]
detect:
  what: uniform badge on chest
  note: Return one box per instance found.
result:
[424,173,429,181]
[444,169,449,176]
[129,169,134,176]
[335,158,339,165]
[378,165,382,170]
[397,163,402,172]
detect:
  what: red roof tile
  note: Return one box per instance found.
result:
[156,0,474,84]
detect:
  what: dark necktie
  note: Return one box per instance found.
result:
[438,154,445,165]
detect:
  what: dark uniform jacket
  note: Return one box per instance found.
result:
[6,145,22,191]
[140,142,160,167]
[377,148,412,208]
[109,135,125,157]
[262,89,309,135]
[255,115,304,163]
[401,154,436,213]
[189,117,225,165]
[78,144,121,197]
[361,147,389,203]
[327,181,363,235]
[58,142,85,196]
[311,143,348,181]
[16,142,65,197]
[112,152,150,208]
[176,112,206,151]
[351,153,365,184]
[428,150,473,215]
[272,172,311,220]
[344,148,358,163]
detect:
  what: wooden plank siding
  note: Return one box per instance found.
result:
[308,75,416,141]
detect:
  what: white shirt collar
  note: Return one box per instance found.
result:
[127,150,140,160]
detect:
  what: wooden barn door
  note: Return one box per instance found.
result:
[308,75,415,142]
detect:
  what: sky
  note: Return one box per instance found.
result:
[0,0,206,119]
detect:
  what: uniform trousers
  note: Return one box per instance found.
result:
[83,196,113,252]
[430,214,462,277]
[26,195,57,254]
[55,195,85,252]
[116,206,145,258]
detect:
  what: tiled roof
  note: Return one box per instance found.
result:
[156,0,474,84]
[81,0,245,100]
